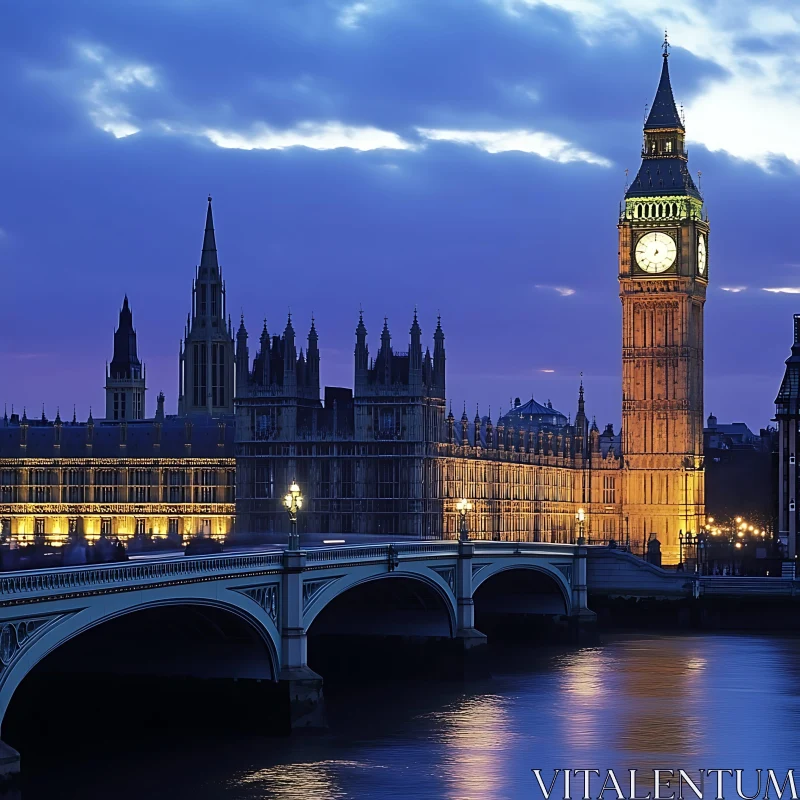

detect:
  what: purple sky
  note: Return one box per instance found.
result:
[2,0,800,430]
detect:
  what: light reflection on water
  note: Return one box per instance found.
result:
[25,633,800,800]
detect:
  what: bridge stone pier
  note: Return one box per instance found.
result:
[0,539,592,779]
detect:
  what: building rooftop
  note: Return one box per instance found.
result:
[0,415,235,459]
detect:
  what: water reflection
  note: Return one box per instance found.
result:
[231,760,372,800]
[23,634,800,800]
[426,694,514,800]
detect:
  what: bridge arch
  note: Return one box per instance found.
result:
[303,565,457,635]
[472,562,572,617]
[0,588,281,732]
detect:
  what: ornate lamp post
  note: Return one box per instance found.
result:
[283,480,303,551]
[575,508,586,545]
[456,498,472,542]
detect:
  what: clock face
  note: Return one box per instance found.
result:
[697,233,707,276]
[635,231,677,274]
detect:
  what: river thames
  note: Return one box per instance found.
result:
[23,633,800,799]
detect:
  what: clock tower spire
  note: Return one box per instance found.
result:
[619,39,708,563]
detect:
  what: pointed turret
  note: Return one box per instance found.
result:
[236,314,250,398]
[626,36,701,202]
[307,316,320,398]
[644,36,684,131]
[106,295,146,420]
[574,377,588,456]
[283,313,296,385]
[409,309,422,381]
[109,295,142,380]
[379,317,392,385]
[460,402,469,446]
[179,196,235,416]
[200,194,219,274]
[355,310,369,380]
[433,314,446,399]
[155,391,165,421]
[446,404,455,444]
[474,405,482,449]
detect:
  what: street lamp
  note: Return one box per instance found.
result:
[575,508,586,545]
[456,498,473,542]
[283,480,303,551]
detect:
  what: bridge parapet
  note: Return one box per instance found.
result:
[586,546,693,598]
[0,551,285,604]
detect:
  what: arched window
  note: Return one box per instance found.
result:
[636,204,642,218]
[665,140,673,153]
[658,203,663,217]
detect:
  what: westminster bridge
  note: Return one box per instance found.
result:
[0,538,595,782]
[0,540,795,787]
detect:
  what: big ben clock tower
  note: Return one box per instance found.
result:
[619,38,707,564]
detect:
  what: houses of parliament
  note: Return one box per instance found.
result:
[0,45,706,563]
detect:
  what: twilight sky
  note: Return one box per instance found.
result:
[2,0,800,430]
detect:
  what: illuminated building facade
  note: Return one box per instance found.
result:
[617,38,707,563]
[0,203,239,545]
[0,408,235,544]
[234,311,623,541]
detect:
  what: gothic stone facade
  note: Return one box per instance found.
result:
[234,312,623,543]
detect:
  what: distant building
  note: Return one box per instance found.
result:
[703,413,776,536]
[775,314,800,560]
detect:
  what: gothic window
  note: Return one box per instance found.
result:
[135,518,146,535]
[31,469,51,503]
[193,342,208,407]
[120,393,126,420]
[197,469,216,503]
[218,346,225,406]
[168,518,179,536]
[199,284,207,316]
[34,518,45,538]
[211,285,218,318]
[101,518,112,536]
[131,470,151,502]
[0,519,9,539]
[68,517,78,535]
[212,344,219,406]
[665,140,673,153]
[113,392,119,420]
[603,475,616,504]
[95,469,118,503]
[168,470,185,502]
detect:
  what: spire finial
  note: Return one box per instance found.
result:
[663,29,670,58]
[208,193,212,203]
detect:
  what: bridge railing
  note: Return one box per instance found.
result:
[0,551,284,602]
[0,539,581,603]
